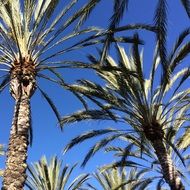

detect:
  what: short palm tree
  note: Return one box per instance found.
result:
[26,156,89,190]
[87,167,153,190]
[61,31,190,189]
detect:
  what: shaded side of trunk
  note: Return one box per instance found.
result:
[151,139,184,190]
[145,122,184,190]
[2,96,31,190]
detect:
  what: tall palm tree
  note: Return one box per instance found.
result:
[25,156,89,190]
[60,31,190,189]
[0,0,107,189]
[0,1,157,189]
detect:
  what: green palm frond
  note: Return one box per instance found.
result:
[100,0,129,65]
[168,27,190,65]
[75,0,101,31]
[61,36,190,188]
[26,156,89,190]
[38,86,62,129]
[176,128,190,150]
[0,0,103,68]
[63,129,118,155]
[61,109,119,125]
[154,0,168,71]
[88,167,152,190]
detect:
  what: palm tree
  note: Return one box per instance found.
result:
[0,0,108,189]
[60,31,190,189]
[25,156,89,190]
[0,1,158,189]
[87,167,154,190]
[62,126,189,189]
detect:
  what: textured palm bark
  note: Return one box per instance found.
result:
[145,122,184,190]
[2,96,30,190]
[151,139,184,190]
[2,58,36,190]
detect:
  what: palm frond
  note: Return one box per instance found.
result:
[176,128,190,150]
[154,0,168,78]
[63,128,117,154]
[61,109,117,126]
[38,86,62,129]
[180,0,190,18]
[75,0,100,31]
[26,156,89,190]
[81,133,126,167]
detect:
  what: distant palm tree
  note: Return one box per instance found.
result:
[0,0,105,189]
[61,31,190,189]
[87,167,153,190]
[26,156,89,190]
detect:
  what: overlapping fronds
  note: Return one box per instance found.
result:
[60,34,190,188]
[0,0,103,65]
[0,0,156,128]
[26,156,89,190]
[61,38,190,129]
[88,167,152,190]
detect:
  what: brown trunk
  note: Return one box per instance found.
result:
[2,58,36,190]
[2,95,30,190]
[145,122,184,190]
[152,139,184,190]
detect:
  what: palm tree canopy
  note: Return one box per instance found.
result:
[0,0,102,63]
[88,167,155,190]
[61,37,190,132]
[26,156,89,190]
[60,33,190,188]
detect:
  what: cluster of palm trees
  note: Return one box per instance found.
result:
[1,0,190,189]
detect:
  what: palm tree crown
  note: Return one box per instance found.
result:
[26,156,89,190]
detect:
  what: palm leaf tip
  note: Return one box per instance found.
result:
[180,0,190,18]
[38,87,63,129]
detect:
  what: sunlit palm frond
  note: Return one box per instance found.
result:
[0,0,102,68]
[88,167,151,190]
[61,37,190,188]
[26,156,89,190]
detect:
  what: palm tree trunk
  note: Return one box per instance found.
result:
[151,139,184,190]
[2,94,31,190]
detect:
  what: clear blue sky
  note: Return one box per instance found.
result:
[0,0,190,189]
